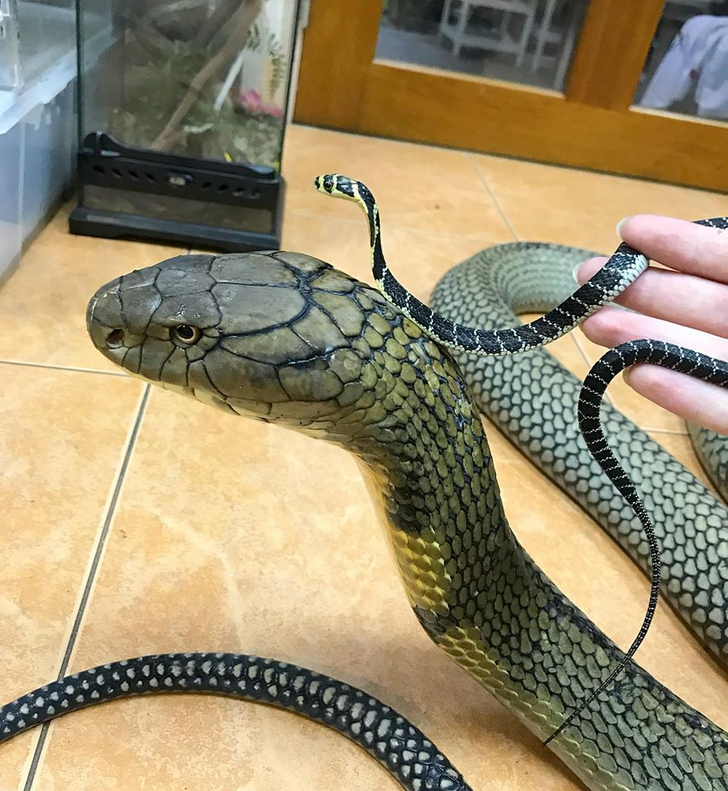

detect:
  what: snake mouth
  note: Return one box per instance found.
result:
[87,276,127,355]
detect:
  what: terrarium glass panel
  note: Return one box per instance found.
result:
[77,0,296,170]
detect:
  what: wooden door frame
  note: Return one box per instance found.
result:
[294,0,728,192]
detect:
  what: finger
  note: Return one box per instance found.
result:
[576,260,728,339]
[623,366,728,435]
[618,215,728,283]
[573,256,608,283]
[580,305,728,361]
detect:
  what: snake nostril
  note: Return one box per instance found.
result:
[106,328,125,348]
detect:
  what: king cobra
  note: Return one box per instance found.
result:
[1,176,727,790]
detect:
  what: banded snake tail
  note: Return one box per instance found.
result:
[1,181,726,790]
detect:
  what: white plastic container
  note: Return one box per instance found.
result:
[0,80,76,280]
[0,116,23,278]
[0,0,82,279]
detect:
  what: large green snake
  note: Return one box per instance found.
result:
[1,176,727,790]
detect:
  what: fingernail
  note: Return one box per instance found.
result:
[571,261,582,283]
[616,217,629,237]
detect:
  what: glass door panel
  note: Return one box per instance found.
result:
[376,0,590,92]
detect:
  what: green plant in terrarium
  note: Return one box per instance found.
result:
[246,20,288,97]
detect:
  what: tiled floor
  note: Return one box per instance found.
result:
[0,124,726,790]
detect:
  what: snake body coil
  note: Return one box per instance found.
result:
[2,180,727,790]
[431,240,728,664]
[0,653,470,791]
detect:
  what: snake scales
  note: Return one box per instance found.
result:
[1,177,727,790]
[432,241,728,665]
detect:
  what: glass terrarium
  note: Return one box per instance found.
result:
[71,0,300,250]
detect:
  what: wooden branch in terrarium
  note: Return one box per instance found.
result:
[121,14,177,60]
[193,0,248,51]
[152,0,264,152]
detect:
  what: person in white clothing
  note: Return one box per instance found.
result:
[640,14,728,120]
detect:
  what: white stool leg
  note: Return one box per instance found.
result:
[453,0,471,58]
[555,2,580,89]
[516,2,537,67]
[438,0,453,47]
[532,0,557,72]
[499,10,512,37]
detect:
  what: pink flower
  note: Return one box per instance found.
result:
[237,89,283,117]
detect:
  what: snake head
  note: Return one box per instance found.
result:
[314,173,372,204]
[86,250,416,434]
[313,173,336,194]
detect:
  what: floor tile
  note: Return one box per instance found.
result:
[0,366,144,789]
[282,213,513,302]
[472,153,728,251]
[3,124,726,791]
[283,126,511,240]
[0,204,185,371]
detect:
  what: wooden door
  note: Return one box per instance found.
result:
[294,0,728,192]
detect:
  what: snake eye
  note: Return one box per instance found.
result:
[172,324,201,344]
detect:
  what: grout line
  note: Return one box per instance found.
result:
[571,333,594,370]
[643,427,689,436]
[285,208,513,245]
[21,384,151,791]
[0,359,127,378]
[466,153,519,241]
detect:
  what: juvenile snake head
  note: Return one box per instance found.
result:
[86,250,449,440]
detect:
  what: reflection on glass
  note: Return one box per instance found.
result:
[0,0,79,91]
[0,0,22,90]
[377,0,589,92]
[78,0,297,169]
[636,1,728,122]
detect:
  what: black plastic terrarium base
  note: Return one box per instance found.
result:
[69,206,282,252]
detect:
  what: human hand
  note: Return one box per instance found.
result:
[574,215,728,435]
